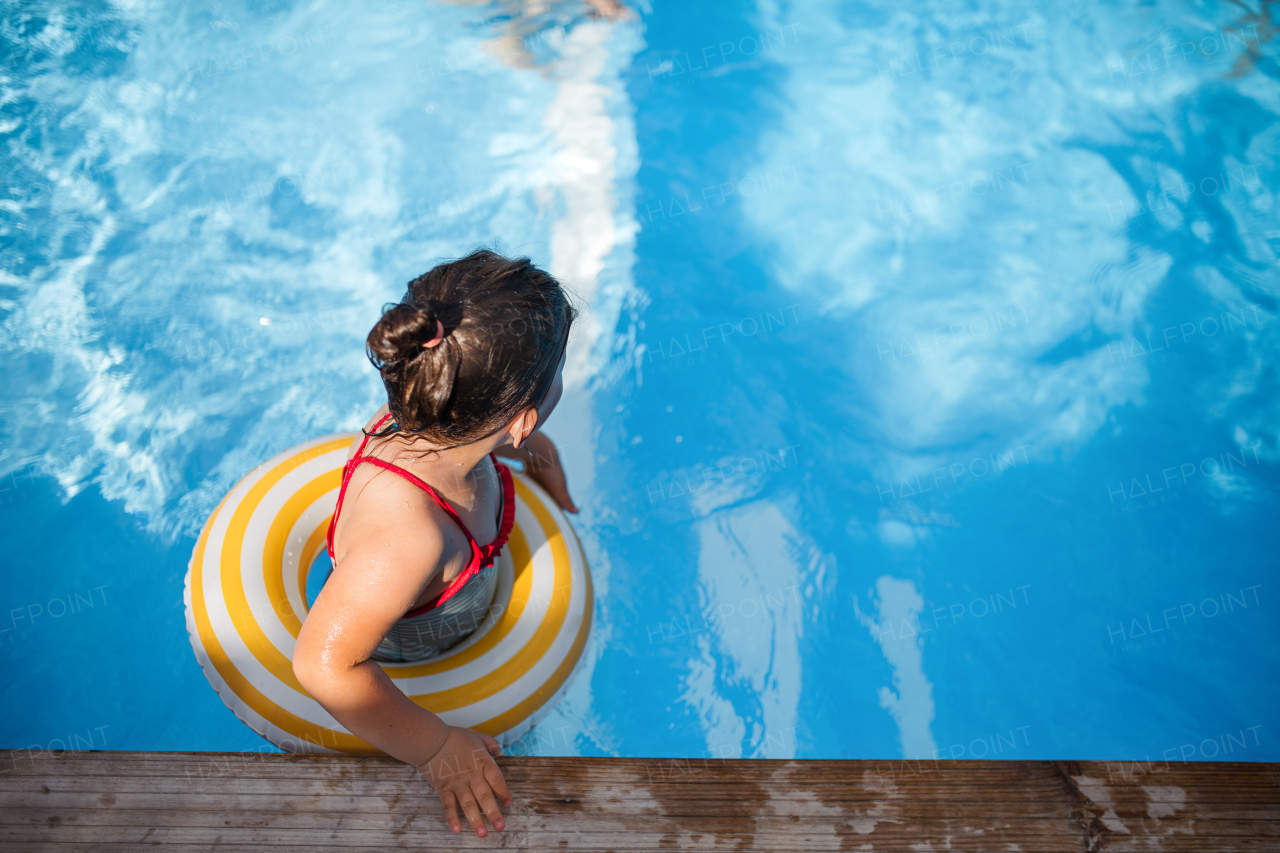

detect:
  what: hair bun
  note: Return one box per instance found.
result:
[408,300,445,349]
[367,301,444,367]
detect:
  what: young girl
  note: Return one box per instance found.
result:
[294,249,579,839]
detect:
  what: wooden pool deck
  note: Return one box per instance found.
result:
[0,750,1276,851]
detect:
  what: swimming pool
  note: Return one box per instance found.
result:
[2,0,1277,764]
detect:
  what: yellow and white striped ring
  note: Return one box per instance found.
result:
[183,432,593,753]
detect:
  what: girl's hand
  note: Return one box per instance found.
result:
[529,454,579,514]
[501,432,579,514]
[417,726,513,837]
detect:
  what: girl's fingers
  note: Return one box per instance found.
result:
[532,468,570,501]
[479,731,502,757]
[472,780,506,832]
[440,790,462,834]
[484,760,514,807]
[458,792,488,838]
[551,485,578,513]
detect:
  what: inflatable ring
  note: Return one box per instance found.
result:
[183,432,593,753]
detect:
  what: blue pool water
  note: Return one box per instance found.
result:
[2,0,1277,764]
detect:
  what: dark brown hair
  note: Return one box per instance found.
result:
[365,249,576,449]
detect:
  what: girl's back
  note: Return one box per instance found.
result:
[330,404,507,614]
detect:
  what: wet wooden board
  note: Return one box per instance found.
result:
[0,751,1275,851]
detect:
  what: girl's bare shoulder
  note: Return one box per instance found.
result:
[344,465,451,550]
[335,468,452,601]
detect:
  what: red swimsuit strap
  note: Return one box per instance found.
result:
[325,412,394,563]
[489,461,516,560]
[326,412,516,616]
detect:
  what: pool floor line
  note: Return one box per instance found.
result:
[1,750,1276,850]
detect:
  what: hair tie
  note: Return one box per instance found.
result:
[421,318,446,349]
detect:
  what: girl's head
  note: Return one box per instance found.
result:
[365,249,576,449]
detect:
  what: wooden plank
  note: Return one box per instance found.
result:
[1,789,1278,820]
[11,754,1059,778]
[4,824,1280,852]
[0,769,1091,791]
[1097,843,1279,853]
[7,793,1272,820]
[0,847,1253,853]
[0,790,1072,816]
[2,808,1277,840]
[7,752,1275,793]
[7,755,1275,790]
[0,826,1093,850]
[11,752,1274,777]
[0,810,1133,835]
[0,845,1261,853]
[6,777,1278,806]
[0,751,1274,851]
[4,772,1274,801]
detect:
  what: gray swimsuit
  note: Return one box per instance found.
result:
[369,562,500,662]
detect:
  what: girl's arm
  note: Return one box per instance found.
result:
[494,431,578,513]
[293,500,511,837]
